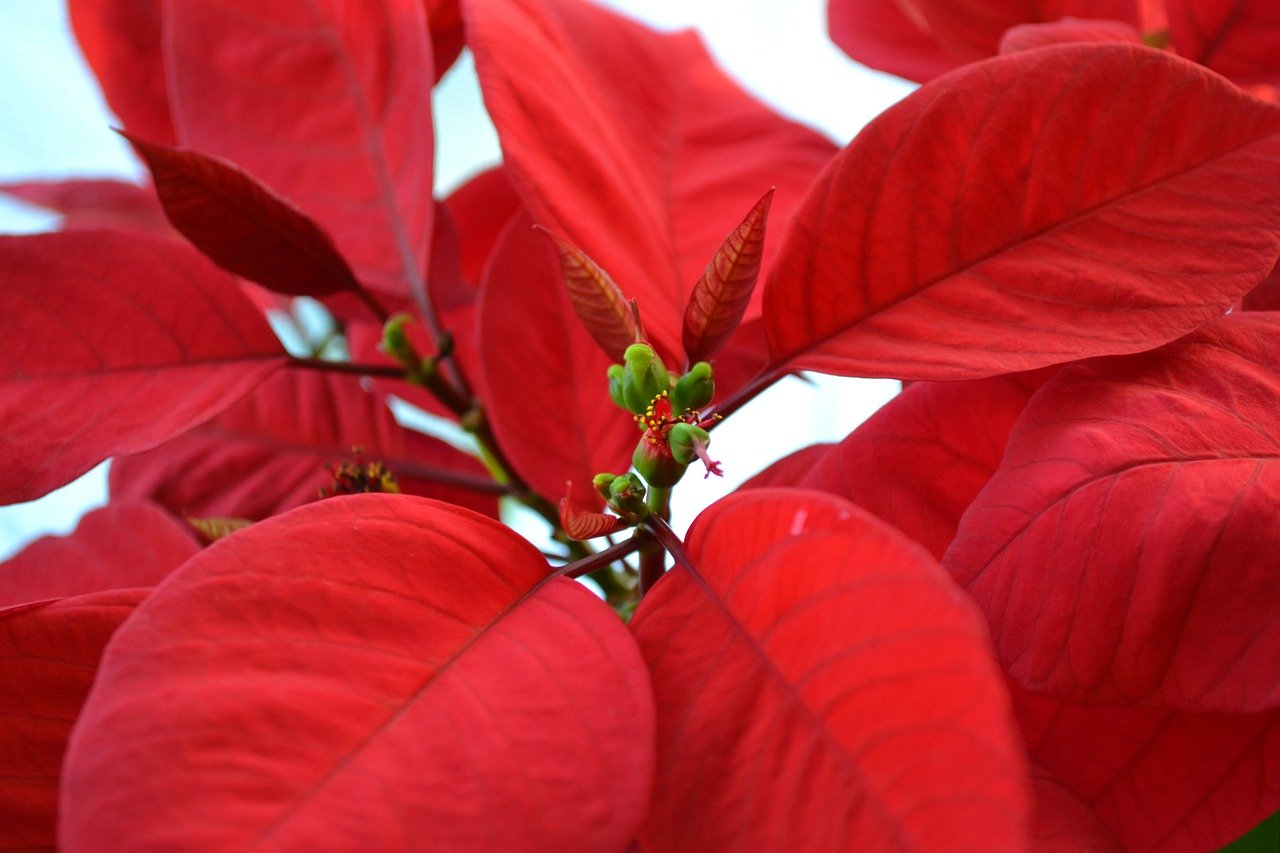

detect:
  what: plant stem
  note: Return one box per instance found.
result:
[288,357,409,379]
[558,533,647,579]
[639,486,671,595]
[645,515,694,573]
[706,364,787,427]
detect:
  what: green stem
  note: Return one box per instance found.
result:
[639,487,671,595]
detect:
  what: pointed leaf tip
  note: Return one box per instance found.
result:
[682,189,773,363]
[559,483,623,540]
[534,225,639,361]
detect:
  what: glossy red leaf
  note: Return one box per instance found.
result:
[477,213,637,505]
[538,228,639,361]
[765,45,1280,379]
[827,0,962,82]
[1000,17,1144,52]
[747,371,1051,559]
[0,179,172,237]
[683,189,774,364]
[1167,0,1280,92]
[0,589,147,850]
[165,1,434,301]
[631,489,1030,849]
[466,0,836,360]
[1014,686,1280,851]
[0,502,197,607]
[68,0,173,144]
[0,232,286,505]
[122,134,372,303]
[60,495,654,849]
[946,315,1280,713]
[110,369,501,521]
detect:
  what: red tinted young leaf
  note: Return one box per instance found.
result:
[631,489,1030,849]
[682,189,774,364]
[477,214,637,505]
[110,370,500,521]
[68,0,173,144]
[0,589,147,850]
[1014,686,1280,851]
[122,133,372,304]
[0,179,172,237]
[466,0,836,360]
[0,502,197,607]
[827,0,963,82]
[766,45,1280,380]
[165,1,434,302]
[60,495,654,849]
[946,315,1280,713]
[1167,0,1280,92]
[558,491,622,540]
[537,227,639,361]
[1000,17,1144,52]
[0,232,286,505]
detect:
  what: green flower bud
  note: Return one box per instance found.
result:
[607,472,648,519]
[607,364,627,410]
[668,423,710,466]
[633,433,687,488]
[670,361,714,414]
[593,472,619,501]
[381,312,419,368]
[620,343,671,413]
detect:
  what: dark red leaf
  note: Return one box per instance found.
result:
[0,179,172,237]
[477,213,637,505]
[631,489,1030,849]
[466,0,835,362]
[682,189,774,364]
[538,227,639,361]
[766,45,1280,379]
[60,495,654,848]
[911,0,1145,62]
[0,589,147,850]
[946,314,1280,712]
[827,0,964,82]
[110,370,501,521]
[1030,766,1124,851]
[1167,0,1280,94]
[1243,258,1280,309]
[68,0,173,144]
[0,232,286,505]
[1000,17,1144,52]
[425,0,466,81]
[122,133,371,303]
[0,503,197,607]
[444,166,522,286]
[165,1,435,301]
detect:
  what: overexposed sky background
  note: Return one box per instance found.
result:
[0,0,915,556]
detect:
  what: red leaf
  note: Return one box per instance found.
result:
[444,166,522,286]
[110,370,501,521]
[1167,0,1280,93]
[538,227,639,361]
[946,315,1280,713]
[682,189,774,364]
[477,213,637,504]
[68,0,173,144]
[827,0,964,82]
[911,0,1145,62]
[60,495,654,848]
[165,1,435,301]
[631,489,1030,849]
[122,133,372,303]
[1243,258,1280,310]
[1029,766,1124,851]
[0,503,197,607]
[1014,685,1280,851]
[1000,17,1145,53]
[0,589,147,850]
[765,45,1280,379]
[0,179,172,237]
[558,491,622,540]
[425,0,466,81]
[0,232,286,505]
[466,0,835,361]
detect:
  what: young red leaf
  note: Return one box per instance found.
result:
[0,589,147,850]
[0,179,172,237]
[827,0,963,82]
[68,0,174,144]
[999,17,1144,53]
[466,0,836,360]
[765,44,1280,380]
[109,370,501,521]
[0,232,286,505]
[558,490,622,540]
[164,1,434,302]
[631,489,1030,849]
[0,502,198,607]
[121,133,372,303]
[537,227,639,361]
[60,495,654,849]
[1167,0,1280,93]
[946,314,1280,713]
[682,189,774,364]
[477,213,637,505]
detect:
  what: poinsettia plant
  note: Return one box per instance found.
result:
[3,0,1280,849]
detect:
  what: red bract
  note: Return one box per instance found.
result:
[0,179,172,237]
